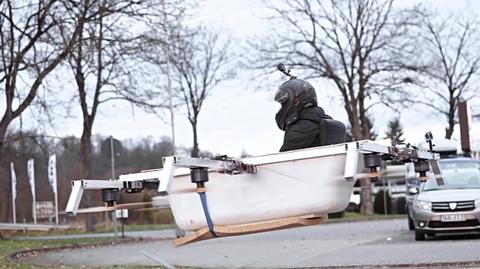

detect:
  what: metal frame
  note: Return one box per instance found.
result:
[344,143,363,181]
[64,141,440,216]
[65,180,124,215]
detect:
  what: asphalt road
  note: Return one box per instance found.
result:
[19,218,480,268]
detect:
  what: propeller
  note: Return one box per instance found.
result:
[62,201,158,214]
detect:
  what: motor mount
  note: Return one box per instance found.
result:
[364,154,382,169]
[414,160,430,181]
[363,153,382,179]
[191,167,209,188]
[101,188,119,207]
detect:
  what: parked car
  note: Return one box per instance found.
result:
[406,138,460,230]
[405,174,420,230]
[347,187,361,212]
[409,158,480,241]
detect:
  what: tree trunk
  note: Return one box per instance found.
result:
[353,95,374,214]
[347,100,363,141]
[191,119,199,157]
[0,118,10,155]
[359,177,373,215]
[80,121,96,231]
[359,109,371,140]
[80,126,92,180]
[445,125,454,139]
[445,112,455,139]
[351,118,363,141]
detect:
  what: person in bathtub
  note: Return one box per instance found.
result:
[274,78,345,152]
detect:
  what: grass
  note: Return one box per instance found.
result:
[91,223,174,233]
[10,223,174,239]
[0,237,139,269]
[17,208,177,238]
[327,211,406,222]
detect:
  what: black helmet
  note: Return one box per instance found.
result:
[275,78,318,130]
[274,78,317,107]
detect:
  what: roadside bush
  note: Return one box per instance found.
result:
[395,196,407,214]
[140,192,153,224]
[373,190,392,214]
[153,208,175,224]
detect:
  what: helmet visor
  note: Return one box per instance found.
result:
[274,88,289,104]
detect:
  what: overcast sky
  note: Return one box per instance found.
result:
[16,0,480,157]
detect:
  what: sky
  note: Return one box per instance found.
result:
[12,0,480,158]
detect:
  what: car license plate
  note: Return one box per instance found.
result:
[440,214,466,222]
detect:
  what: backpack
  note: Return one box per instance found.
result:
[317,119,347,146]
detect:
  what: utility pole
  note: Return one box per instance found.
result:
[163,1,183,238]
[110,136,118,237]
[164,3,175,155]
[459,101,472,157]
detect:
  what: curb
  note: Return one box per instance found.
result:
[9,237,161,261]
[292,260,480,269]
[325,215,406,224]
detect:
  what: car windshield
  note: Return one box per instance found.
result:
[423,169,480,191]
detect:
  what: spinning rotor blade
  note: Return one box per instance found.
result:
[429,160,445,186]
[62,202,154,214]
[133,205,170,212]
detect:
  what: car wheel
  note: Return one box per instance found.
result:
[415,229,425,241]
[408,214,414,231]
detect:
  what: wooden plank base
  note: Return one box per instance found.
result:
[173,214,326,247]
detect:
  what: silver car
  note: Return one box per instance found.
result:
[409,158,480,241]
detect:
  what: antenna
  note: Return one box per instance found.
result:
[424,131,434,152]
[277,63,296,79]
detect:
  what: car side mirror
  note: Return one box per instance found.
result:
[408,187,419,195]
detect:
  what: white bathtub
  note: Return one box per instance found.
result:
[169,142,364,231]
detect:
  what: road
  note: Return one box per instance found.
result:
[20,218,480,268]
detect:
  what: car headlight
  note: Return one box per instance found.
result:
[414,200,432,211]
[475,199,480,209]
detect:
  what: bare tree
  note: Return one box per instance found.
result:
[0,0,87,154]
[253,0,420,214]
[170,26,236,157]
[409,13,480,139]
[254,0,420,140]
[56,0,184,182]
[51,0,182,230]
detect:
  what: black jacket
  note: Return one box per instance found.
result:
[279,106,332,152]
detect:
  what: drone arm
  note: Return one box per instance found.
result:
[65,181,83,216]
[359,141,439,161]
[357,140,442,184]
[170,156,257,174]
[159,156,175,195]
[65,180,124,216]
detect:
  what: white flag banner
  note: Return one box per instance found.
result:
[27,159,37,224]
[27,159,35,198]
[10,162,16,200]
[48,154,57,194]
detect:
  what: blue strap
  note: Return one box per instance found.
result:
[198,191,217,237]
